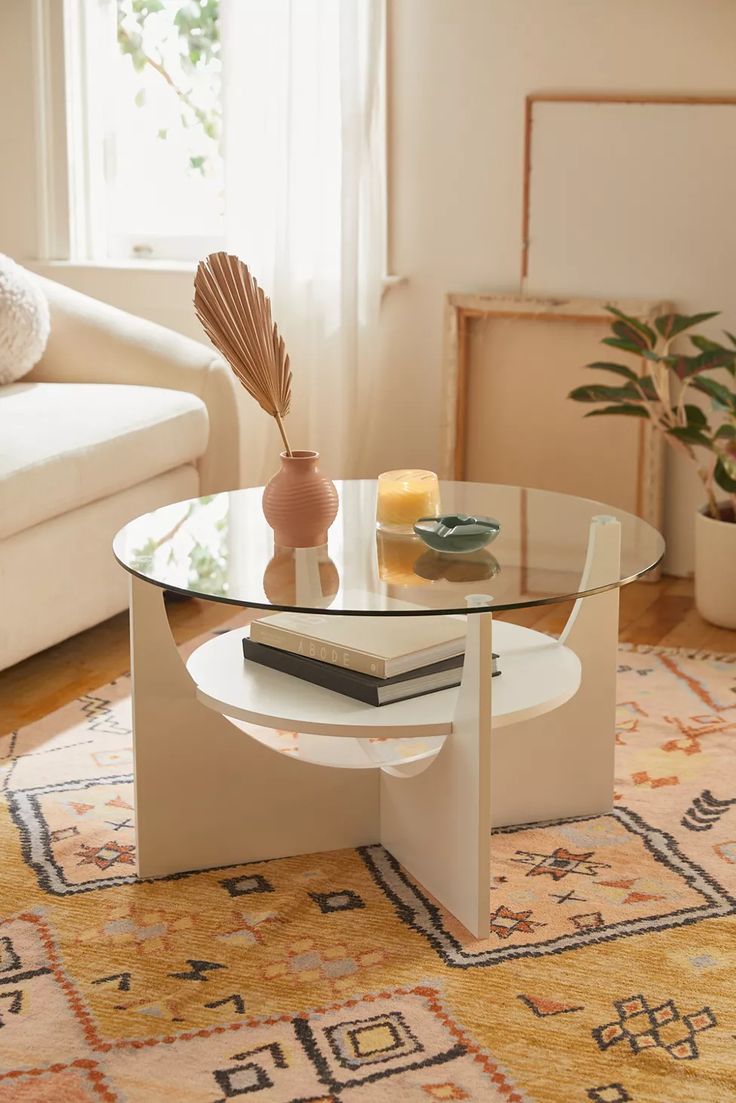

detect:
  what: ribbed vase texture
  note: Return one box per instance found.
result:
[262,450,339,548]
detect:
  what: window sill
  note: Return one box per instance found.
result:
[34,259,407,290]
[34,258,197,275]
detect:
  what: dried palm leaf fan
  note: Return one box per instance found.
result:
[194,252,293,456]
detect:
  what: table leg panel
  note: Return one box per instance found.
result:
[130,577,380,878]
[379,611,493,940]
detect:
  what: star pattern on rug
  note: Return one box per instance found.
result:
[75,840,136,870]
[511,847,610,880]
[488,905,545,940]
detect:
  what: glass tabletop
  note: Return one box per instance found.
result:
[112,481,664,615]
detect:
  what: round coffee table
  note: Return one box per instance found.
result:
[114,481,663,937]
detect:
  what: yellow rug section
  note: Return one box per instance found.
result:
[0,642,734,1102]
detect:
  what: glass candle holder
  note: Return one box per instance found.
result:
[376,531,431,586]
[376,469,441,534]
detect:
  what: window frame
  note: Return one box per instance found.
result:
[32,0,71,260]
[33,0,393,283]
[33,0,225,267]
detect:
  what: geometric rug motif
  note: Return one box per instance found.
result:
[592,992,717,1062]
[7,776,136,895]
[359,804,736,967]
[0,911,521,1101]
[1,638,734,1102]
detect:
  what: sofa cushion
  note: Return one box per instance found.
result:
[0,255,49,385]
[0,382,209,540]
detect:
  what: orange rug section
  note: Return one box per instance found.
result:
[0,642,734,1102]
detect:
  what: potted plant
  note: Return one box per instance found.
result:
[193,252,338,548]
[569,307,736,628]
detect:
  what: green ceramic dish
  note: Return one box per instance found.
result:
[413,513,501,554]
[413,548,500,582]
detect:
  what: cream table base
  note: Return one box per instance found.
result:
[129,515,621,939]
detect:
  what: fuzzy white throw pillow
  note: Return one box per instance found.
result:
[0,254,50,385]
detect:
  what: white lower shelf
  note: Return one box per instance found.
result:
[186,620,581,742]
[220,717,447,772]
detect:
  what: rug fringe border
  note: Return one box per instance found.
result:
[618,641,736,662]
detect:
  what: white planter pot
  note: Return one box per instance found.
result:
[694,505,736,629]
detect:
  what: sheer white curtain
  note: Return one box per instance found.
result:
[221,0,386,484]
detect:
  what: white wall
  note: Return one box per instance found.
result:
[2,0,41,264]
[3,0,735,569]
[525,99,736,573]
[380,0,736,574]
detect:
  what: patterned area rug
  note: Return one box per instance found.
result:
[0,638,734,1102]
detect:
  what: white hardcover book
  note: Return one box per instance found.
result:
[249,606,466,678]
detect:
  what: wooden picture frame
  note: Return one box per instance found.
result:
[520,92,736,284]
[515,92,736,576]
[441,293,670,531]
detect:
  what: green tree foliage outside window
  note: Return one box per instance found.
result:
[116,0,221,178]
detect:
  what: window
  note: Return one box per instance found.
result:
[63,0,224,262]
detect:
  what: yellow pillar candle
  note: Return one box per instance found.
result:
[376,469,441,532]
[377,531,431,585]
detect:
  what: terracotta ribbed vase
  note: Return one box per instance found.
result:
[262,451,339,548]
[263,545,340,607]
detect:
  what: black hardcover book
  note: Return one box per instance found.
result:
[243,637,500,706]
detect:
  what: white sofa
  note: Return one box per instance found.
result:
[0,275,241,670]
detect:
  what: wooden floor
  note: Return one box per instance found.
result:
[0,576,734,734]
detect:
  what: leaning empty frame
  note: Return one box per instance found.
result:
[441,294,669,531]
[520,93,736,286]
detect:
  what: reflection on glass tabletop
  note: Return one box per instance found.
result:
[112,481,664,615]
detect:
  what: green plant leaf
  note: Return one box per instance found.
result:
[714,423,736,440]
[690,334,724,353]
[682,403,709,429]
[666,425,713,448]
[714,457,736,493]
[691,376,736,412]
[601,336,649,355]
[669,357,691,381]
[118,28,142,56]
[583,405,650,418]
[611,319,650,351]
[697,347,736,370]
[569,383,641,404]
[585,361,638,381]
[605,306,656,346]
[639,349,670,363]
[654,311,720,339]
[671,348,736,380]
[638,375,659,401]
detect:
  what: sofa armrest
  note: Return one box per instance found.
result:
[26,275,241,494]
